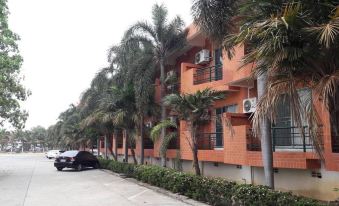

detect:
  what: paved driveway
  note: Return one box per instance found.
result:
[0,153,190,206]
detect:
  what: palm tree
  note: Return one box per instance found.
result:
[191,0,238,45]
[124,3,187,167]
[108,40,156,164]
[150,120,178,160]
[164,88,223,175]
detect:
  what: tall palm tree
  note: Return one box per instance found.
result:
[124,4,187,167]
[164,88,223,175]
[108,40,156,164]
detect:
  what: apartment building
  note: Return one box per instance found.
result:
[98,24,339,201]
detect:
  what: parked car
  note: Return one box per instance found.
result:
[46,150,64,159]
[54,150,100,171]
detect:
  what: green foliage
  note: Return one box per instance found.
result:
[191,0,238,44]
[0,0,30,129]
[164,88,224,124]
[99,159,323,206]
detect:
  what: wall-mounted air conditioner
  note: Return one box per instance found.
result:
[194,49,210,65]
[169,116,177,123]
[243,97,257,113]
[145,121,153,128]
[167,70,175,77]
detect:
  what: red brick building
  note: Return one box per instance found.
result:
[98,24,339,201]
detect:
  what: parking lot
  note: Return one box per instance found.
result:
[0,153,190,206]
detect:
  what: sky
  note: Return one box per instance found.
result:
[7,0,193,130]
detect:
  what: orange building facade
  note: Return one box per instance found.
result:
[98,25,339,201]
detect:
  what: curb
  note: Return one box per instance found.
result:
[100,169,209,206]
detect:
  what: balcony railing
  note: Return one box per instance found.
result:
[167,137,180,149]
[332,133,339,153]
[144,137,154,149]
[247,126,320,152]
[193,65,223,85]
[197,132,223,150]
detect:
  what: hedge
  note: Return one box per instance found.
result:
[98,159,323,206]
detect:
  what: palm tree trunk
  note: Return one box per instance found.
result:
[160,58,167,167]
[123,130,129,163]
[140,114,145,164]
[113,130,118,161]
[107,135,116,160]
[189,123,201,175]
[104,135,108,159]
[257,72,274,189]
[131,148,138,164]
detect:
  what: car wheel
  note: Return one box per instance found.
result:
[93,162,100,169]
[76,164,83,171]
[57,167,63,171]
[48,157,52,159]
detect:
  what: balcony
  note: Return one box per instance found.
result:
[167,137,180,149]
[193,65,222,85]
[144,137,154,149]
[197,132,223,150]
[247,126,319,152]
[332,133,339,153]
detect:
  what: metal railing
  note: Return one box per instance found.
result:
[167,137,180,149]
[193,65,223,85]
[332,134,339,153]
[246,129,261,151]
[117,138,123,148]
[197,132,223,150]
[247,126,320,152]
[144,138,154,149]
[272,126,314,152]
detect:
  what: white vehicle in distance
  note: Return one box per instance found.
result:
[46,150,65,159]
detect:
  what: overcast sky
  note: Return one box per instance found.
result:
[7,0,193,130]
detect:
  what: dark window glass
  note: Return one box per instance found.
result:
[60,150,79,157]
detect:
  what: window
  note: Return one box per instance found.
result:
[273,88,312,149]
[214,48,223,81]
[223,104,238,113]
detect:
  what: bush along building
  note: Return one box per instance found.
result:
[97,24,339,201]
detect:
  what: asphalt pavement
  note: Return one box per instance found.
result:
[0,153,190,206]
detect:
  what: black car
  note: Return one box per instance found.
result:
[54,150,100,171]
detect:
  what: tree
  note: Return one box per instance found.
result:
[164,88,223,175]
[124,3,187,167]
[150,119,178,159]
[0,0,30,129]
[191,0,238,45]
[30,126,47,151]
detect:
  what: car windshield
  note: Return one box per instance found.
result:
[60,151,78,157]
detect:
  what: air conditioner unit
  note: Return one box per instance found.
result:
[243,97,257,113]
[169,116,177,123]
[194,49,210,65]
[167,70,175,77]
[145,121,153,128]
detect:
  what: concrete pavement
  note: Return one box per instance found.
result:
[0,154,191,206]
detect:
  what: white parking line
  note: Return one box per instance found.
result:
[103,178,125,186]
[127,189,149,200]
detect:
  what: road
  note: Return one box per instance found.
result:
[0,153,190,206]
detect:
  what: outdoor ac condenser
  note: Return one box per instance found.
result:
[243,97,257,113]
[194,49,210,65]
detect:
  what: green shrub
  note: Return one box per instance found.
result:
[98,158,323,206]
